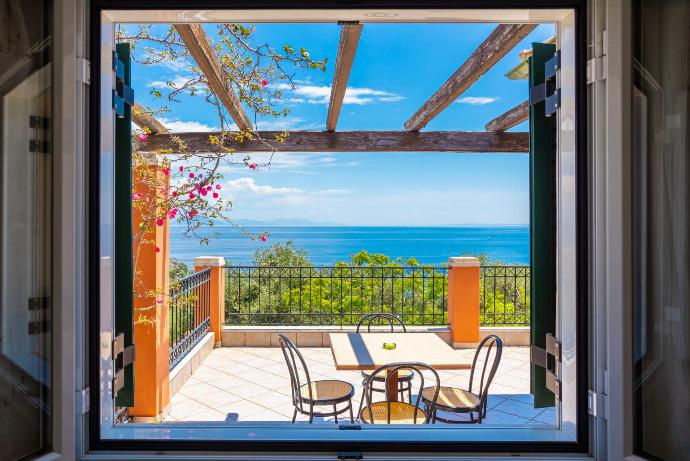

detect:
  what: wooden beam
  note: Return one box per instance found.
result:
[173,23,253,132]
[326,22,363,131]
[141,130,529,153]
[132,102,169,134]
[485,100,529,132]
[404,24,537,132]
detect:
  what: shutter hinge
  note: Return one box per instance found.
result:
[588,389,607,419]
[77,58,91,85]
[586,56,607,84]
[112,333,135,398]
[530,333,562,400]
[77,388,91,415]
[337,453,363,460]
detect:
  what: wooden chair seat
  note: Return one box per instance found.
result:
[421,386,480,412]
[359,401,427,424]
[299,380,354,404]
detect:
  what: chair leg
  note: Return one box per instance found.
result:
[408,385,412,402]
[349,401,354,423]
[333,405,338,423]
[356,390,366,421]
[308,405,314,424]
[291,407,297,423]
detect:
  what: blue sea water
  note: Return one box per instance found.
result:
[170,225,530,266]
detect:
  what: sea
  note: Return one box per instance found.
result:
[170,225,530,266]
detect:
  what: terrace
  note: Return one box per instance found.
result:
[130,259,542,425]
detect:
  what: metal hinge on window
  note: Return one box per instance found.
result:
[77,388,90,415]
[530,333,561,399]
[586,56,607,84]
[112,333,135,399]
[588,389,607,419]
[78,58,91,85]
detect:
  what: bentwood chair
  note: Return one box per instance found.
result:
[359,362,440,424]
[278,334,355,424]
[357,313,413,397]
[420,334,503,424]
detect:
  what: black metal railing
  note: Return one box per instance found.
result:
[225,266,449,326]
[169,268,211,369]
[223,264,531,328]
[480,265,530,326]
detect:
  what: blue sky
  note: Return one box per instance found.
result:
[129,22,555,226]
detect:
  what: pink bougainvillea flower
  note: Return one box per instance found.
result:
[212,192,219,199]
[179,166,184,172]
[156,218,164,226]
[215,184,221,190]
[189,172,195,178]
[189,209,198,218]
[131,193,141,200]
[206,186,212,192]
[154,246,161,253]
[172,191,178,197]
[261,79,268,87]
[168,211,176,219]
[260,235,268,242]
[201,190,207,197]
[189,192,195,199]
[156,296,164,304]
[248,163,257,170]
[163,168,170,176]
[137,134,149,142]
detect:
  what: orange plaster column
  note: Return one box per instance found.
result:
[194,256,226,347]
[447,256,481,347]
[130,152,170,418]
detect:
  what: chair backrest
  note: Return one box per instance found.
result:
[468,334,503,419]
[278,334,313,410]
[356,313,407,333]
[362,362,440,424]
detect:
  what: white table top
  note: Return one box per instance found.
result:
[329,332,471,371]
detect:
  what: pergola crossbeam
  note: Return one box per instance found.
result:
[132,102,169,134]
[141,130,528,153]
[174,23,253,132]
[326,22,363,131]
[485,100,529,132]
[404,23,537,132]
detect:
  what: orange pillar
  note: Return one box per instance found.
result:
[194,256,226,347]
[447,256,481,347]
[130,153,170,418]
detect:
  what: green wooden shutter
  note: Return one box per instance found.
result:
[529,42,558,409]
[114,43,135,408]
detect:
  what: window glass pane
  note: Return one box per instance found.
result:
[632,1,690,459]
[0,0,53,459]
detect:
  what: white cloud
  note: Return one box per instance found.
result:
[225,178,352,203]
[455,96,498,105]
[158,118,221,132]
[274,83,404,105]
[147,75,194,89]
[255,117,324,131]
[226,177,304,196]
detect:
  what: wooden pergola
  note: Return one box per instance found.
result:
[135,22,534,154]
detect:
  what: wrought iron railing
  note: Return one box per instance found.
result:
[480,265,531,326]
[169,268,211,369]
[225,266,449,326]
[223,265,530,328]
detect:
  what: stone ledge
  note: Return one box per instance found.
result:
[221,326,529,348]
[169,332,215,399]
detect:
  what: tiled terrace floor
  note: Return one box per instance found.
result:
[162,346,555,426]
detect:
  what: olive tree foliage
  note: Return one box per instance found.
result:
[225,245,531,327]
[116,23,327,322]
